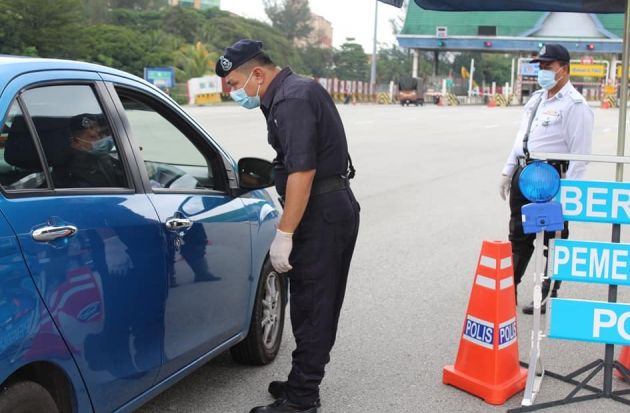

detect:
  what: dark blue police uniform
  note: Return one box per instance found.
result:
[261,68,360,407]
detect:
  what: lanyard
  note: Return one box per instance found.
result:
[522,96,543,160]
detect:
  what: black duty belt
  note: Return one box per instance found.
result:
[311,175,350,196]
[278,175,349,207]
[517,156,569,173]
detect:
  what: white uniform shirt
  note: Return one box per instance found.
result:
[502,81,593,180]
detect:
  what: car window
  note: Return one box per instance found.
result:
[117,92,218,191]
[0,101,50,190]
[19,85,129,190]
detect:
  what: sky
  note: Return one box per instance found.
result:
[220,0,404,52]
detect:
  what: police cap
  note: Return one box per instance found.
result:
[530,44,570,64]
[216,39,264,78]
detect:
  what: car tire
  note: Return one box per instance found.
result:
[231,259,286,365]
[0,381,58,413]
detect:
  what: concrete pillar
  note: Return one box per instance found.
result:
[412,49,419,78]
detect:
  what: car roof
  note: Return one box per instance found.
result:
[0,55,150,91]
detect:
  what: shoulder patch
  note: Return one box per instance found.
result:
[567,89,584,103]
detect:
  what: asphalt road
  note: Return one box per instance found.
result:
[138,103,630,413]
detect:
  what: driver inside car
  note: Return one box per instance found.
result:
[54,113,126,188]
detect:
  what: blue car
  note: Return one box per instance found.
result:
[0,56,284,413]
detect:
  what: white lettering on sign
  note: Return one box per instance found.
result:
[554,245,570,276]
[572,247,587,278]
[593,308,630,340]
[612,189,630,219]
[613,250,628,281]
[586,187,608,218]
[560,186,583,217]
[590,249,610,279]
[553,244,629,282]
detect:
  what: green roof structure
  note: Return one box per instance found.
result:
[397,2,624,54]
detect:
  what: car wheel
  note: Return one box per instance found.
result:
[231,259,286,365]
[0,381,58,413]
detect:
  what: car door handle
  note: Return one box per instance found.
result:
[32,225,78,242]
[165,218,193,231]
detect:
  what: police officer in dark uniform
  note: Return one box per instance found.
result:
[217,39,360,413]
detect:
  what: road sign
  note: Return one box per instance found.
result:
[570,63,607,78]
[549,299,630,346]
[551,239,630,286]
[556,179,630,224]
[144,67,175,89]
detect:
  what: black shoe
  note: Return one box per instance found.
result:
[249,398,318,413]
[268,382,321,407]
[268,381,287,399]
[522,292,557,315]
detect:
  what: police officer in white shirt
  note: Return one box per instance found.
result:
[499,44,593,315]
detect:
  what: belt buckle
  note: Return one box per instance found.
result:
[518,157,527,168]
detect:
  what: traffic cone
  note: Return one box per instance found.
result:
[487,97,497,108]
[443,240,527,405]
[601,99,610,109]
[615,346,630,380]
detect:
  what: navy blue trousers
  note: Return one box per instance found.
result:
[285,188,360,406]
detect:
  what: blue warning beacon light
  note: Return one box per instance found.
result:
[519,161,564,234]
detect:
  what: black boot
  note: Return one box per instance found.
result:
[268,382,321,407]
[249,399,319,413]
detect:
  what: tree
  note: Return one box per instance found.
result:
[333,42,369,81]
[300,46,333,78]
[376,46,413,83]
[452,52,512,85]
[0,0,83,58]
[263,0,312,41]
[174,42,216,82]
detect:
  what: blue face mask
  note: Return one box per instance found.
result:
[89,136,114,155]
[230,71,261,109]
[537,69,559,90]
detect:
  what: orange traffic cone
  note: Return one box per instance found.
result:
[615,346,630,380]
[487,97,497,108]
[601,100,611,109]
[443,240,527,405]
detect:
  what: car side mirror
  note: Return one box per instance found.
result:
[238,157,274,189]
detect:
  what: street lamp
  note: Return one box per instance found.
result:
[370,0,378,86]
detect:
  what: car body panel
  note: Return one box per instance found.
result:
[0,56,280,412]
[0,208,94,412]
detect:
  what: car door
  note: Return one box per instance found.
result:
[0,74,167,412]
[104,82,255,379]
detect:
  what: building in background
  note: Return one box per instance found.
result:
[168,0,220,10]
[295,13,333,49]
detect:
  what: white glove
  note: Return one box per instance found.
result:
[270,230,293,273]
[104,236,134,276]
[499,174,511,201]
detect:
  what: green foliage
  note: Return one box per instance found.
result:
[334,42,369,81]
[453,52,513,85]
[376,46,413,83]
[300,46,333,78]
[174,42,216,82]
[0,0,83,58]
[264,0,312,41]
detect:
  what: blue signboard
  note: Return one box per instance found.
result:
[520,63,539,77]
[551,240,630,286]
[144,67,175,89]
[549,299,630,346]
[556,180,630,225]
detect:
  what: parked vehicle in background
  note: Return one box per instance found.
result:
[397,76,425,106]
[0,56,285,413]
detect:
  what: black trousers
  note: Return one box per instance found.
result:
[509,167,568,296]
[285,188,360,406]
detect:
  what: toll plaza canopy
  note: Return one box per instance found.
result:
[409,0,624,13]
[397,2,625,54]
